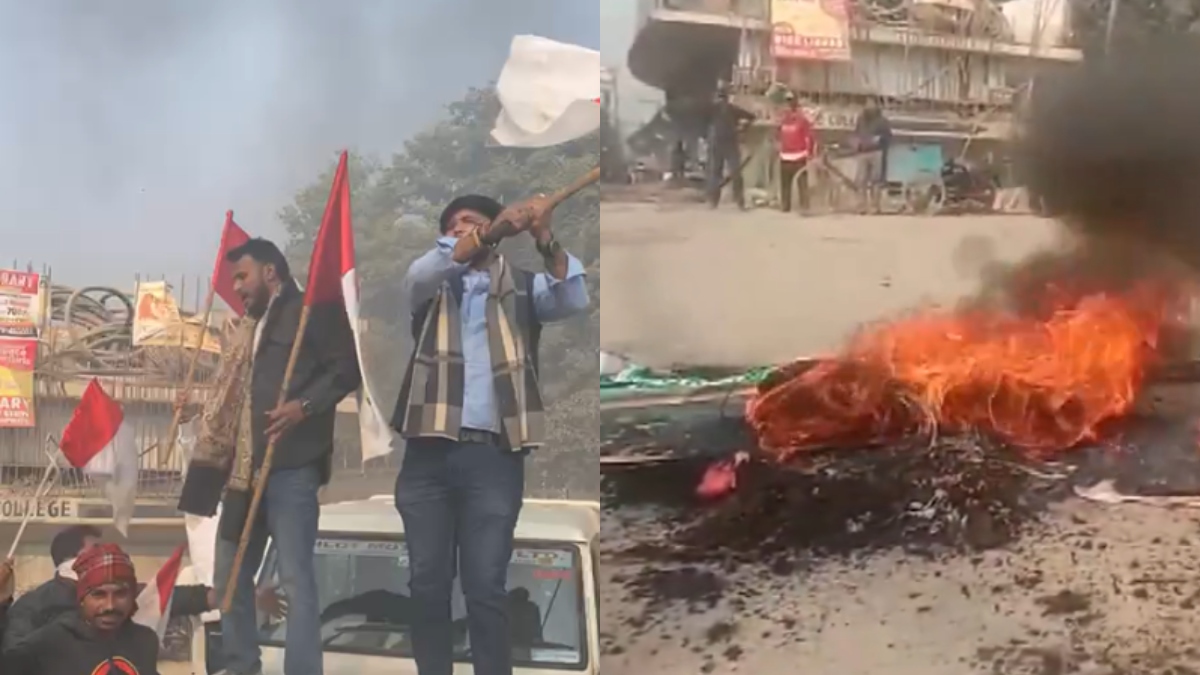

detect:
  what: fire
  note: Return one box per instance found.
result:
[746,282,1185,462]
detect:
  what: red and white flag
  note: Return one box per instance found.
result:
[492,35,601,148]
[212,210,252,316]
[59,380,138,535]
[134,544,185,642]
[305,151,395,461]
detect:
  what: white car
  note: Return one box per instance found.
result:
[196,496,600,675]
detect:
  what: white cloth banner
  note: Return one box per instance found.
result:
[492,35,601,148]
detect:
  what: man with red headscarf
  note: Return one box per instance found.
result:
[13,543,161,675]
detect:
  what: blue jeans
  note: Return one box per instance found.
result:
[396,437,525,675]
[214,464,322,675]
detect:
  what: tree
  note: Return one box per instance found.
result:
[278,87,600,498]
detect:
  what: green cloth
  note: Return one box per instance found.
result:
[599,365,771,397]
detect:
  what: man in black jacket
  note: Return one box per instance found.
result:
[206,238,361,675]
[3,525,216,667]
[2,525,102,662]
[16,543,161,675]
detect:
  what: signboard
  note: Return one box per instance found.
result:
[0,338,36,428]
[0,497,79,522]
[132,281,220,353]
[771,0,852,61]
[0,270,43,339]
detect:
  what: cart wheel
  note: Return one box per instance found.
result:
[904,180,945,215]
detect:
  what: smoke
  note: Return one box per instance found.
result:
[1023,38,1200,270]
[968,39,1200,324]
[0,0,596,286]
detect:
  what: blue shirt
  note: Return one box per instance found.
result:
[404,236,590,432]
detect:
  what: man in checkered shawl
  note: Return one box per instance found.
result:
[389,193,590,675]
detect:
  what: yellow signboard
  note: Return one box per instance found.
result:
[771,0,852,61]
[0,338,36,428]
[132,281,220,354]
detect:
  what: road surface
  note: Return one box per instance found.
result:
[601,204,1060,369]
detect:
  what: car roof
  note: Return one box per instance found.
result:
[317,496,600,544]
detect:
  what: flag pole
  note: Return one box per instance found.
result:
[6,438,61,559]
[546,166,599,209]
[161,284,215,467]
[220,305,312,613]
[164,210,239,467]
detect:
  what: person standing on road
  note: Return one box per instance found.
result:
[777,92,816,214]
[179,237,362,675]
[392,193,590,675]
[706,85,755,209]
[853,101,893,214]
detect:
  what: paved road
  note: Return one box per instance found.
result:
[601,204,1060,369]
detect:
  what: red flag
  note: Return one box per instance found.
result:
[304,152,354,306]
[60,380,125,469]
[59,380,138,535]
[301,151,394,460]
[134,544,185,642]
[212,210,251,316]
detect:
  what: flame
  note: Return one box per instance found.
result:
[747,282,1185,461]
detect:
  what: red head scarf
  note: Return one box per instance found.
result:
[72,543,137,602]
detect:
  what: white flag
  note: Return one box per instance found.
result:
[492,35,601,148]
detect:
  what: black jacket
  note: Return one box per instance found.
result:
[249,280,361,478]
[15,613,160,675]
[2,575,209,664]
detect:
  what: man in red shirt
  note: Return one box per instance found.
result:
[777,92,816,213]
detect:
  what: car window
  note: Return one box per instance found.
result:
[257,535,587,670]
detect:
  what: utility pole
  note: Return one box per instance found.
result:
[1104,0,1121,54]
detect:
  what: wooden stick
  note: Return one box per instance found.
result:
[162,285,216,468]
[546,166,600,209]
[7,442,61,559]
[220,305,312,613]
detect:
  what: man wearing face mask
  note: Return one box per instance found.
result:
[14,543,161,675]
[178,237,360,675]
[392,194,589,675]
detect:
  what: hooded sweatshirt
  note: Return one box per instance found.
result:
[16,612,160,675]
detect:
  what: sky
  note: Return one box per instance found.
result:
[0,0,597,289]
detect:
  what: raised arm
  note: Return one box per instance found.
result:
[403,236,483,307]
[527,201,590,323]
[531,254,589,323]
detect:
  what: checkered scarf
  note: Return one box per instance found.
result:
[73,543,137,601]
[396,254,545,449]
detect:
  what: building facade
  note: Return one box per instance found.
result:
[626,0,1081,178]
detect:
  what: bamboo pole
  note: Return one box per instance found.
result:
[7,441,62,559]
[161,284,216,468]
[220,305,311,613]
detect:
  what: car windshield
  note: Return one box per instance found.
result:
[257,535,587,670]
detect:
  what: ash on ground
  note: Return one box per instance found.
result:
[604,432,1071,566]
